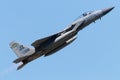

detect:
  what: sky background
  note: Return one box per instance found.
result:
[0,0,120,80]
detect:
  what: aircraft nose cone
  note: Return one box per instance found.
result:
[102,7,115,15]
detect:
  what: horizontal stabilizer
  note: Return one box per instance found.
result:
[13,56,29,63]
[17,62,27,70]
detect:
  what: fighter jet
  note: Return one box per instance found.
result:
[10,7,114,70]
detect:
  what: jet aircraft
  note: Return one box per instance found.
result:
[10,7,114,70]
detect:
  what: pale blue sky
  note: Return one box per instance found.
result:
[0,0,120,80]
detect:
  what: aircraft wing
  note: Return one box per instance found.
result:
[31,32,62,48]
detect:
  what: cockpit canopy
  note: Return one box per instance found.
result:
[74,11,94,21]
[82,11,93,17]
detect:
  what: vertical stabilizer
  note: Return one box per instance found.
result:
[9,41,35,58]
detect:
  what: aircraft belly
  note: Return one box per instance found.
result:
[26,51,44,62]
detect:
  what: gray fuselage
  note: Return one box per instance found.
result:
[25,7,114,63]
